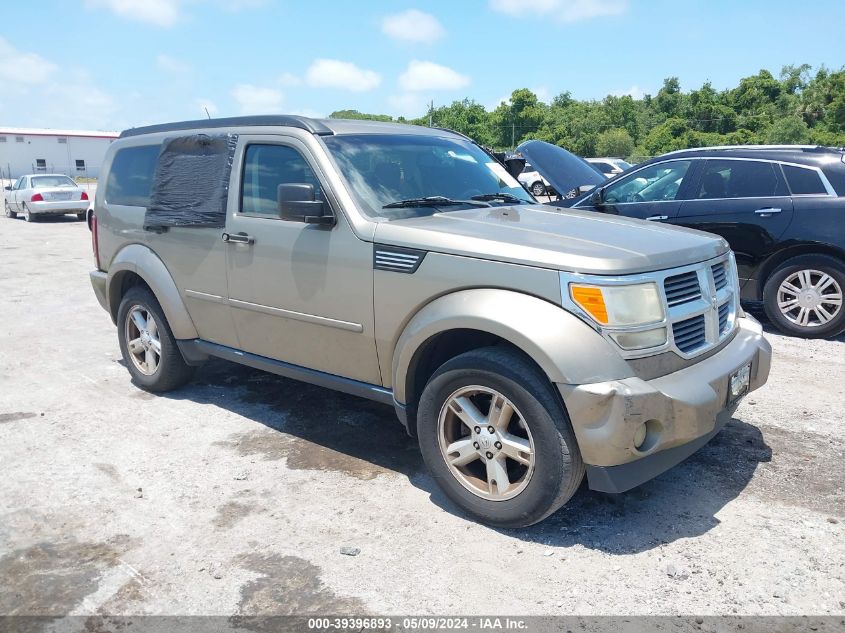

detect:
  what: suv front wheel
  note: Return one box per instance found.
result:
[417,347,584,528]
[117,286,195,391]
[763,254,845,338]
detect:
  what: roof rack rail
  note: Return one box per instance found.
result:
[664,144,843,156]
[119,115,334,139]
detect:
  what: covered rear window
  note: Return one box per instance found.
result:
[144,133,238,228]
[32,175,77,189]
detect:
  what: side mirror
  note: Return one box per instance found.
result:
[3,186,11,191]
[277,183,334,226]
[589,187,604,207]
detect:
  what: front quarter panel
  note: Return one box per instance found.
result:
[390,285,633,406]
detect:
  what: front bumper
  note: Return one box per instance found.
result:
[29,200,88,215]
[558,316,771,493]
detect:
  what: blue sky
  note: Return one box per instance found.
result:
[1,0,844,131]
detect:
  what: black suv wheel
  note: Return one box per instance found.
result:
[763,254,845,338]
[417,346,584,528]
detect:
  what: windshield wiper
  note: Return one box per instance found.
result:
[470,193,529,204]
[382,196,489,209]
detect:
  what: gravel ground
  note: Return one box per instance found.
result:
[0,215,843,620]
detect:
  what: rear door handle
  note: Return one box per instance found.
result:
[754,207,782,216]
[646,215,669,221]
[222,232,254,244]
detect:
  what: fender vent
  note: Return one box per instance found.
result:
[374,246,426,274]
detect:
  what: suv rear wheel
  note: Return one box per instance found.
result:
[417,347,584,528]
[763,254,845,338]
[117,286,195,391]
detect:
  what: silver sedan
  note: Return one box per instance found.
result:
[4,174,91,222]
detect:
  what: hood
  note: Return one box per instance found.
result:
[517,140,606,197]
[373,204,729,275]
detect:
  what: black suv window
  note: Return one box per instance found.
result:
[106,145,161,207]
[696,160,779,199]
[241,144,324,216]
[603,160,691,204]
[782,164,827,195]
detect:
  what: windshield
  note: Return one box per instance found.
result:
[322,134,534,219]
[32,176,77,189]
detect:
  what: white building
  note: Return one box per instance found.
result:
[0,127,119,180]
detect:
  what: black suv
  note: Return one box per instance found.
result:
[521,142,845,338]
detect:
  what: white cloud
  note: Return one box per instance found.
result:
[381,9,445,43]
[196,98,219,118]
[85,0,182,27]
[305,59,381,92]
[398,60,470,92]
[231,84,284,114]
[156,54,191,73]
[278,72,302,87]
[388,93,428,118]
[0,37,57,85]
[489,0,628,23]
[612,85,648,99]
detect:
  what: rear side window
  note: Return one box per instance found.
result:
[241,144,324,216]
[106,145,161,207]
[695,160,780,199]
[782,164,827,195]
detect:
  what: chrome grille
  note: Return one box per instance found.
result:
[673,315,707,353]
[712,263,728,290]
[718,301,730,334]
[664,271,701,306]
[663,253,738,358]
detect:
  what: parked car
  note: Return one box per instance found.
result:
[518,163,552,196]
[89,116,770,527]
[516,140,606,200]
[4,174,90,222]
[586,157,632,178]
[523,141,845,338]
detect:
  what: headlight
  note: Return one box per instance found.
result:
[569,282,664,326]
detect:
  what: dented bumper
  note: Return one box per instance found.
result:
[558,316,771,493]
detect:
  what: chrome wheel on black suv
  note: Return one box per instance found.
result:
[417,347,584,528]
[764,255,845,338]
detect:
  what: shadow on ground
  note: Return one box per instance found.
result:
[156,358,776,554]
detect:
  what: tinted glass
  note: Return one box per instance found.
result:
[695,160,779,199]
[604,160,691,203]
[593,162,614,172]
[106,145,161,207]
[782,164,826,195]
[324,134,533,219]
[241,144,324,216]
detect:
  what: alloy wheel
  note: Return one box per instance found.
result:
[124,305,162,375]
[777,268,844,328]
[437,385,535,501]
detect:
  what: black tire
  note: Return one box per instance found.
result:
[76,211,86,221]
[762,254,845,339]
[417,346,584,528]
[530,181,546,196]
[22,203,35,222]
[117,286,195,392]
[4,201,16,219]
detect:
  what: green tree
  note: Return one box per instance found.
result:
[595,128,635,157]
[765,117,811,144]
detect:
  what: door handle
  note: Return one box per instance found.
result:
[754,208,782,216]
[646,215,669,221]
[222,232,254,244]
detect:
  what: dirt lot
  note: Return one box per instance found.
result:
[0,215,843,619]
